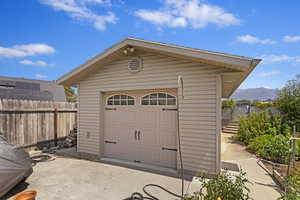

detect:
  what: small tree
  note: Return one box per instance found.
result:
[64,86,77,102]
[275,75,300,128]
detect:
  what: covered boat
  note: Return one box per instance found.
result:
[0,135,33,198]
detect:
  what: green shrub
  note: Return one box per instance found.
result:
[275,74,300,129]
[222,100,236,109]
[236,100,251,106]
[247,135,291,164]
[238,112,291,145]
[247,134,270,152]
[279,172,300,200]
[252,101,274,110]
[297,141,300,157]
[184,171,251,200]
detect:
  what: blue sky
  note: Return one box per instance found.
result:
[0,0,299,89]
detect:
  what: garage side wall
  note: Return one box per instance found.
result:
[77,52,222,174]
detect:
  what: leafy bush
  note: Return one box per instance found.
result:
[279,172,300,200]
[297,141,300,157]
[222,100,236,109]
[184,171,251,200]
[247,135,292,164]
[236,100,251,106]
[238,112,291,145]
[275,74,300,129]
[252,101,274,110]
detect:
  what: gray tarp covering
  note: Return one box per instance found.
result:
[0,135,33,198]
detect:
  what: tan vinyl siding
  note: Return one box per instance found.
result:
[77,51,222,174]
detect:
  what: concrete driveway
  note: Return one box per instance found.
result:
[3,157,195,200]
[3,133,283,200]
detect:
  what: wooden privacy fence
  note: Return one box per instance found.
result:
[0,99,77,148]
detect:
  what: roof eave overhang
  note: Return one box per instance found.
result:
[57,38,129,86]
[57,38,257,86]
[57,38,261,97]
[222,58,261,98]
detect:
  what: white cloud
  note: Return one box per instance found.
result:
[35,74,48,79]
[259,54,300,64]
[237,34,259,44]
[20,59,54,67]
[135,0,240,29]
[135,10,187,28]
[283,35,300,43]
[258,70,280,77]
[237,34,277,45]
[0,43,55,58]
[260,39,277,45]
[40,0,117,31]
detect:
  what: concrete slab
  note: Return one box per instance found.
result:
[3,133,282,200]
[3,157,195,200]
[221,133,282,200]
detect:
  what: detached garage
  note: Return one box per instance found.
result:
[57,38,260,175]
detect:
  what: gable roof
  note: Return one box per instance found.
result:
[57,37,261,98]
[0,76,66,102]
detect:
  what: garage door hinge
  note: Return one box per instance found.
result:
[104,140,117,144]
[162,108,178,111]
[162,147,178,151]
[105,108,117,111]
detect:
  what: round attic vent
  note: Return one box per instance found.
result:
[128,57,142,73]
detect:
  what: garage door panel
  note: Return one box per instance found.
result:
[161,134,177,147]
[138,128,159,146]
[159,111,177,149]
[104,143,122,160]
[118,144,139,162]
[118,125,137,145]
[159,113,177,128]
[105,110,136,125]
[137,111,157,126]
[138,146,161,165]
[160,111,177,122]
[104,126,118,141]
[160,150,177,168]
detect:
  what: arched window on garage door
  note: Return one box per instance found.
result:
[107,95,135,105]
[141,93,176,105]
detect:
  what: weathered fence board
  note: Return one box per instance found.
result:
[0,99,77,148]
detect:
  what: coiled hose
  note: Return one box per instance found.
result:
[130,184,182,200]
[30,153,56,166]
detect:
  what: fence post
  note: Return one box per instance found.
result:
[54,108,58,146]
[287,124,297,177]
[291,125,296,169]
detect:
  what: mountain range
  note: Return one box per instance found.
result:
[231,87,279,101]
